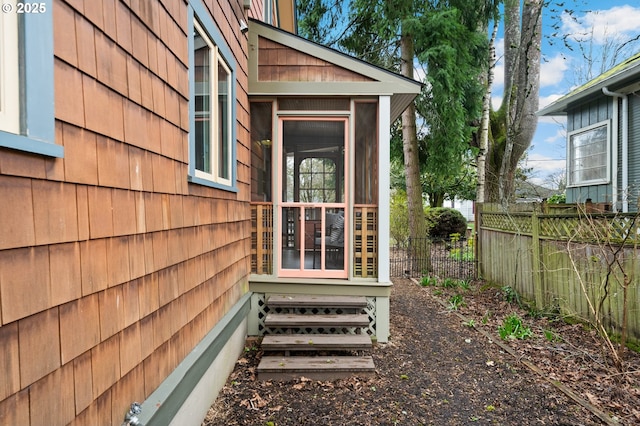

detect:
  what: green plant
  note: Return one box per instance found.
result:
[458,279,471,290]
[463,319,476,328]
[547,193,566,204]
[448,294,465,310]
[420,276,438,287]
[482,311,491,324]
[425,207,468,240]
[442,277,458,288]
[498,314,533,340]
[390,190,409,244]
[543,329,562,342]
[501,285,519,304]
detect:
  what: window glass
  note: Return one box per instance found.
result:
[568,122,608,186]
[218,62,230,180]
[250,102,273,202]
[194,26,212,174]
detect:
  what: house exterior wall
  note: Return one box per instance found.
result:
[566,98,614,206]
[566,94,640,212]
[628,94,640,211]
[0,0,251,425]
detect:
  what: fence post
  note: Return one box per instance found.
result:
[531,211,544,307]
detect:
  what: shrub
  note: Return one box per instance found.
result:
[390,190,409,244]
[425,207,467,240]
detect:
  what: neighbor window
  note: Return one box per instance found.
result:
[568,120,609,186]
[0,0,60,157]
[188,5,236,190]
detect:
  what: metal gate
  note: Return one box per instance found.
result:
[390,237,477,280]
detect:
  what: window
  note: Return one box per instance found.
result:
[568,120,609,186]
[0,0,60,157]
[188,5,236,190]
[0,10,20,134]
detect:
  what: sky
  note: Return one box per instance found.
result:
[497,1,640,188]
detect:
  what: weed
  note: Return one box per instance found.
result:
[482,310,491,325]
[448,294,465,310]
[458,279,472,290]
[442,278,457,288]
[485,405,496,412]
[400,374,409,380]
[434,290,443,296]
[463,319,476,328]
[543,329,562,342]
[420,276,438,287]
[498,314,533,340]
[502,285,519,304]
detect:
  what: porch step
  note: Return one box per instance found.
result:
[264,313,370,328]
[267,294,367,310]
[257,355,375,381]
[261,334,372,351]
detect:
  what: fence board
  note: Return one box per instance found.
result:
[478,204,640,343]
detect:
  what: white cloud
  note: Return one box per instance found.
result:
[540,54,569,87]
[561,5,640,45]
[544,128,566,145]
[524,153,566,173]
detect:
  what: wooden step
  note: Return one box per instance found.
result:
[264,313,370,328]
[257,355,375,381]
[261,334,372,351]
[267,294,367,310]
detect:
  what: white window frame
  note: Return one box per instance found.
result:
[0,0,60,158]
[188,9,236,191]
[0,9,20,134]
[567,120,610,187]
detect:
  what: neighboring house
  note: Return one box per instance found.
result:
[538,52,640,212]
[0,1,420,426]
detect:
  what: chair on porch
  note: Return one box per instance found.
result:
[313,212,344,268]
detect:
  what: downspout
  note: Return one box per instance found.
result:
[602,87,629,212]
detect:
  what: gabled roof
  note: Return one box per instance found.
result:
[537,52,640,116]
[247,19,422,122]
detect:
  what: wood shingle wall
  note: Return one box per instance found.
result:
[0,0,250,424]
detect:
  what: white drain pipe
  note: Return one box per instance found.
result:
[602,87,629,212]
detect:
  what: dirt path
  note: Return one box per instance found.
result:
[204,278,632,425]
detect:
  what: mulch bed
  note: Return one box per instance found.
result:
[204,278,640,425]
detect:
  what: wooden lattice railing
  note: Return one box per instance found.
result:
[481,211,640,244]
[353,205,378,278]
[251,203,273,275]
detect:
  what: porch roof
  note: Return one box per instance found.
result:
[247,19,422,122]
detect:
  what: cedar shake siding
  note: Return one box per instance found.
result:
[0,0,251,425]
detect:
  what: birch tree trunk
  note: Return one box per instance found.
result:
[477,21,498,204]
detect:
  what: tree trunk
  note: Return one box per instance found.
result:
[477,21,498,204]
[400,30,427,239]
[489,0,542,206]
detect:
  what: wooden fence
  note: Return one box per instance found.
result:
[477,203,640,343]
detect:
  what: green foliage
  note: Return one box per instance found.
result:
[448,294,465,310]
[501,286,519,305]
[390,190,410,244]
[543,329,563,343]
[463,319,476,328]
[547,193,566,204]
[441,277,458,288]
[425,207,468,240]
[420,276,438,287]
[498,314,533,340]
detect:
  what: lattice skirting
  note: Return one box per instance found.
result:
[254,293,377,336]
